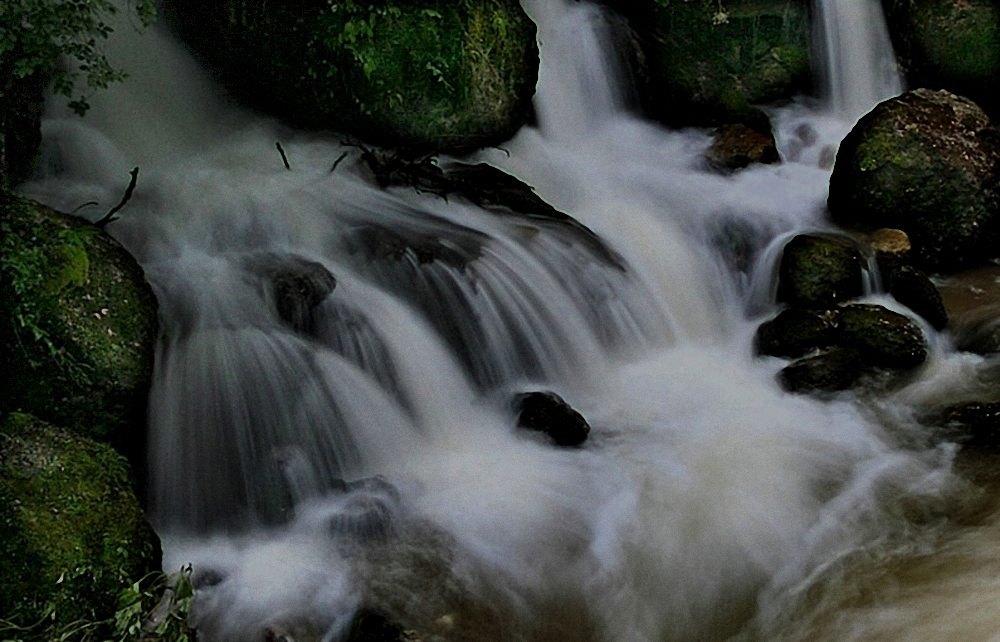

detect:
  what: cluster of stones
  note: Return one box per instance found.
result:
[757,232,945,394]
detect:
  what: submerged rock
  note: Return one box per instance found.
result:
[163,0,538,152]
[882,0,1000,120]
[836,303,928,369]
[951,310,1000,355]
[755,308,836,359]
[0,413,160,630]
[1,196,157,453]
[828,88,1000,272]
[605,0,812,127]
[705,123,780,172]
[777,234,864,309]
[250,255,336,335]
[885,264,948,330]
[515,391,590,447]
[778,346,865,394]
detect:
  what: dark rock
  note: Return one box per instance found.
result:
[778,346,865,393]
[604,0,812,128]
[515,392,590,447]
[705,124,780,172]
[347,610,406,642]
[755,308,836,359]
[886,264,948,330]
[0,413,161,630]
[1,196,158,456]
[269,258,336,335]
[828,88,1000,273]
[0,71,46,191]
[868,227,912,276]
[777,234,864,308]
[881,0,1000,121]
[951,308,1000,354]
[836,303,929,369]
[941,401,1000,446]
[163,0,538,153]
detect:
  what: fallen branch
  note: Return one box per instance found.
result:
[330,152,348,173]
[276,142,291,170]
[95,167,139,228]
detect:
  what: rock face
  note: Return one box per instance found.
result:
[1,196,158,454]
[0,413,161,630]
[605,0,812,127]
[515,392,590,447]
[777,235,864,309]
[705,124,780,172]
[882,0,1000,120]
[828,88,1000,273]
[163,0,538,152]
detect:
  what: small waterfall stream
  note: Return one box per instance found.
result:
[20,0,1000,640]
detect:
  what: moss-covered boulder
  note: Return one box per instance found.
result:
[882,0,1000,120]
[1,196,158,454]
[163,0,537,152]
[755,307,836,358]
[0,413,160,631]
[605,0,812,127]
[777,234,864,309]
[778,346,864,394]
[828,89,1000,273]
[836,303,928,369]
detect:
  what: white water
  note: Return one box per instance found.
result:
[20,1,1000,641]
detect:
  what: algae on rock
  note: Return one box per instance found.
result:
[0,412,160,633]
[164,0,538,152]
[1,196,158,454]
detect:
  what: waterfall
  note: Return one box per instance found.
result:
[20,0,994,640]
[813,0,904,121]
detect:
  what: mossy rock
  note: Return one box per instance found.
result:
[827,88,1000,273]
[755,307,836,358]
[164,0,537,152]
[836,303,928,369]
[882,0,1000,120]
[777,234,864,309]
[778,346,864,394]
[0,413,160,631]
[1,196,158,454]
[605,0,812,127]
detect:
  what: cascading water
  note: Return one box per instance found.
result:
[19,0,1000,640]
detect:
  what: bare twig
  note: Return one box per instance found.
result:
[330,152,348,173]
[71,200,99,214]
[276,142,290,170]
[95,167,139,228]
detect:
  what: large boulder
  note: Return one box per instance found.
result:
[777,234,864,309]
[0,413,160,631]
[163,0,538,152]
[1,196,158,455]
[882,0,1000,120]
[828,88,1000,273]
[604,0,812,127]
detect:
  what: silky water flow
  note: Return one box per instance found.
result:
[20,0,1000,640]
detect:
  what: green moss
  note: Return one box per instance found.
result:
[0,413,160,634]
[169,0,537,151]
[1,195,158,447]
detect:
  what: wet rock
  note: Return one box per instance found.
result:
[941,401,1000,446]
[868,227,912,275]
[836,303,928,369]
[886,264,948,330]
[0,413,161,630]
[881,0,1000,120]
[777,234,864,309]
[950,308,1000,354]
[605,0,812,128]
[1,196,158,454]
[755,308,836,359]
[515,392,590,447]
[269,257,336,335]
[705,123,780,172]
[163,0,538,152]
[778,346,865,393]
[347,610,406,642]
[828,88,1000,273]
